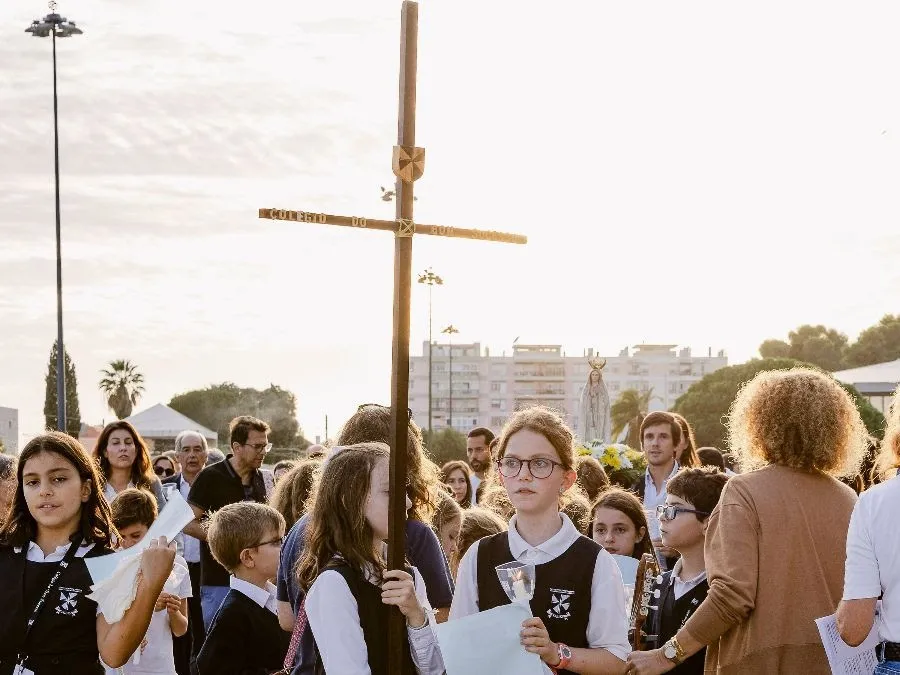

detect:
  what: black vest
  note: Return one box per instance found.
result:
[0,543,112,675]
[310,562,416,675]
[476,532,600,675]
[646,570,707,675]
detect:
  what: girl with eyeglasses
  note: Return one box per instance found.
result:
[93,421,167,510]
[450,406,631,674]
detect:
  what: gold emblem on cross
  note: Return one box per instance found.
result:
[392,145,425,183]
[396,218,415,237]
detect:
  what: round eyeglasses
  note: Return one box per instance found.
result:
[496,456,563,479]
[655,504,710,521]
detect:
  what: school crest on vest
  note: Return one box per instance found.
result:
[56,586,82,617]
[547,586,575,620]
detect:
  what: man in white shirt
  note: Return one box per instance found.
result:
[466,427,495,504]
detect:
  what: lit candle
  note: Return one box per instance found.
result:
[513,578,528,601]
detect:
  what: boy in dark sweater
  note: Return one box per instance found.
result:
[644,467,728,674]
[196,502,290,675]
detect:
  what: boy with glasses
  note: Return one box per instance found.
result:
[637,467,728,673]
[197,502,289,674]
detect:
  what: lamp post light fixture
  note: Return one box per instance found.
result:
[417,268,443,434]
[441,324,459,430]
[26,1,82,433]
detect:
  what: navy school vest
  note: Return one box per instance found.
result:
[475,531,601,675]
[310,562,417,675]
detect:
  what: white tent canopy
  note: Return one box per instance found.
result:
[125,403,218,444]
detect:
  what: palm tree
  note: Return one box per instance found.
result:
[99,360,146,419]
[611,388,653,449]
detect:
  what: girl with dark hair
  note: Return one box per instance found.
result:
[0,432,176,675]
[440,460,473,508]
[591,488,656,560]
[670,413,699,469]
[93,421,167,509]
[297,443,445,674]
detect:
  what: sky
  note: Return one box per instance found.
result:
[2,0,900,447]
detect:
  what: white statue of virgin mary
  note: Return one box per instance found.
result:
[579,357,611,444]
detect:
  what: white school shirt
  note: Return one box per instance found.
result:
[670,558,707,601]
[18,540,95,561]
[305,563,445,675]
[842,477,900,642]
[230,576,279,615]
[104,555,193,675]
[450,513,631,666]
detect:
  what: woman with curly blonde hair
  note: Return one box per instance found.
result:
[836,384,900,672]
[628,368,869,675]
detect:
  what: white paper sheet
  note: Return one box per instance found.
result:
[814,608,881,675]
[85,490,195,584]
[435,603,546,675]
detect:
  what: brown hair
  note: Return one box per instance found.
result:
[496,406,576,471]
[467,427,495,445]
[229,415,271,448]
[669,412,699,468]
[561,487,593,535]
[296,443,390,592]
[93,421,155,492]
[433,489,463,537]
[877,383,900,479]
[208,501,285,573]
[727,368,869,477]
[337,405,439,523]
[590,487,655,560]
[440,460,473,508]
[1,432,116,549]
[696,447,726,472]
[639,411,682,449]
[478,479,515,522]
[453,507,507,572]
[574,455,610,503]
[666,467,729,521]
[269,458,319,530]
[111,487,158,530]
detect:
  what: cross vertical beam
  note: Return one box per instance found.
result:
[387,2,417,673]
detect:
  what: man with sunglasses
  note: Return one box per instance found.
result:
[187,415,273,630]
[628,467,728,674]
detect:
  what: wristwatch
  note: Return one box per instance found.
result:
[662,637,686,664]
[552,643,572,671]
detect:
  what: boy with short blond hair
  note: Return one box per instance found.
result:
[196,502,290,675]
[109,488,191,674]
[643,467,728,674]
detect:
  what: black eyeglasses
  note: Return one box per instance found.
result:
[241,442,273,454]
[357,403,413,422]
[496,456,563,479]
[656,504,710,521]
[252,536,285,549]
[154,466,175,477]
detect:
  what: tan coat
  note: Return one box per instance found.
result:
[677,464,857,674]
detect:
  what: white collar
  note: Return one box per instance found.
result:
[671,557,707,585]
[229,575,276,609]
[507,513,580,560]
[645,461,680,484]
[14,540,95,561]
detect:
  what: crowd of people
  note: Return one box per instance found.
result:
[1,366,899,674]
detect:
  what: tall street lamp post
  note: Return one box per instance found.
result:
[26,2,82,433]
[441,324,459,430]
[417,268,443,434]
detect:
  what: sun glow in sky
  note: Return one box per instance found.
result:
[2,0,899,445]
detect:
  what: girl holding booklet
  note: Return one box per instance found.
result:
[450,406,631,674]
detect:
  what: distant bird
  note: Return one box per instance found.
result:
[380,186,417,201]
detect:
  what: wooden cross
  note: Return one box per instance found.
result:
[260,2,526,670]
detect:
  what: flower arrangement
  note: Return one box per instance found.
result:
[577,441,646,488]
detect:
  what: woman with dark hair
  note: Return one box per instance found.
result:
[152,452,178,480]
[440,460,473,508]
[669,413,699,468]
[93,421,167,509]
[0,432,175,674]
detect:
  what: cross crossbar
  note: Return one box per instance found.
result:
[259,208,527,245]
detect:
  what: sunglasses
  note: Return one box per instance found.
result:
[357,403,413,422]
[154,465,175,477]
